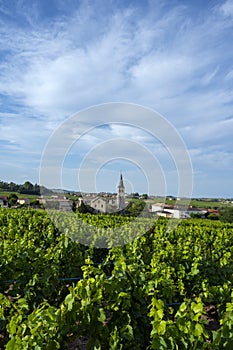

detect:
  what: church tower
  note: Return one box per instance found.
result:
[117,173,125,210]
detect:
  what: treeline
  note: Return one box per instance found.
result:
[0,180,53,195]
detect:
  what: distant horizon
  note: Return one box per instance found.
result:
[1,177,233,200]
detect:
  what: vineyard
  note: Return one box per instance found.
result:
[0,208,233,349]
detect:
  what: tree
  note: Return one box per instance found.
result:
[190,213,202,219]
[30,199,40,208]
[34,183,41,195]
[24,181,33,190]
[72,200,76,213]
[125,199,146,216]
[77,201,94,214]
[19,181,34,194]
[9,181,18,191]
[207,213,219,220]
[8,193,18,207]
[219,207,233,223]
[141,194,148,200]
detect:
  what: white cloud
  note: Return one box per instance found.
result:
[201,67,219,86]
[0,1,232,126]
[181,117,233,146]
[1,0,233,196]
[225,69,233,80]
[219,0,233,17]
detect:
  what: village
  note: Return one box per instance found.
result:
[0,174,220,219]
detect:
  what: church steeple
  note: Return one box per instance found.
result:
[118,173,124,188]
[117,173,125,210]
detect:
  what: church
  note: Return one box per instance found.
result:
[87,173,126,213]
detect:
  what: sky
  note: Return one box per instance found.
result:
[1,0,233,198]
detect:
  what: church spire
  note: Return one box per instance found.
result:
[118,173,124,189]
[117,173,125,210]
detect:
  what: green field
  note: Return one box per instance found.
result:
[0,191,38,199]
[1,208,233,348]
[147,197,233,209]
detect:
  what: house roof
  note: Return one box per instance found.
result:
[207,209,220,215]
[91,196,107,203]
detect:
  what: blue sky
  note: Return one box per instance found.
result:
[1,0,233,197]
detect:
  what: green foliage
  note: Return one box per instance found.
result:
[0,180,53,196]
[220,207,233,223]
[125,199,146,216]
[1,209,233,348]
[211,296,233,349]
[77,201,95,214]
[148,298,209,349]
[8,193,18,207]
[190,212,202,219]
[6,300,61,349]
[30,199,40,208]
[208,213,219,220]
[141,194,148,199]
[0,180,40,195]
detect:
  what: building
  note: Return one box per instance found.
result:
[40,197,73,211]
[151,203,207,218]
[90,196,117,213]
[91,196,108,213]
[117,173,125,210]
[58,200,72,211]
[85,173,126,213]
[0,196,8,208]
[17,198,30,206]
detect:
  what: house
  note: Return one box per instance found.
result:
[206,209,220,217]
[39,197,72,211]
[17,198,30,206]
[0,196,8,208]
[151,203,207,218]
[58,200,72,211]
[151,203,166,212]
[91,196,108,213]
[186,207,207,217]
[151,203,175,214]
[89,195,118,213]
[156,210,173,218]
